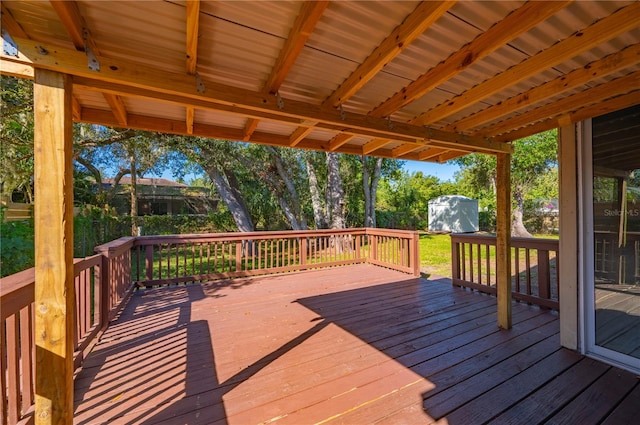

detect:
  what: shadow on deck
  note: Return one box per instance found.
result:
[73,264,639,424]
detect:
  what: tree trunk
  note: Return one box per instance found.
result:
[511,187,532,237]
[129,155,138,236]
[207,165,255,232]
[268,147,308,230]
[369,157,382,228]
[362,156,382,228]
[305,152,327,229]
[326,152,345,229]
[362,156,372,227]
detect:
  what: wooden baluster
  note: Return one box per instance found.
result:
[525,248,532,296]
[538,250,551,302]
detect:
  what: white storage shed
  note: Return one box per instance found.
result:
[428,195,479,233]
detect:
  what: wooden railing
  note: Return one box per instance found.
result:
[451,234,559,309]
[0,237,135,425]
[133,228,420,287]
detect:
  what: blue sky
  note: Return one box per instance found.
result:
[155,157,460,184]
[402,160,460,182]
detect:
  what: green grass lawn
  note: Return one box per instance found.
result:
[419,234,454,277]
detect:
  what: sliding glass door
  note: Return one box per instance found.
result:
[583,105,640,374]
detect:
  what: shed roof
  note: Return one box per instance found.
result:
[2,1,639,162]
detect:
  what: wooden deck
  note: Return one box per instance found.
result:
[73,264,639,425]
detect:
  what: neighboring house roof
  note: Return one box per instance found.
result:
[102,177,188,187]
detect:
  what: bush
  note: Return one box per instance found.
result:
[1,208,34,277]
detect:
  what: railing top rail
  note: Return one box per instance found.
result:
[133,227,418,246]
[73,254,102,275]
[450,233,558,250]
[95,236,135,257]
[0,266,35,292]
[365,228,419,237]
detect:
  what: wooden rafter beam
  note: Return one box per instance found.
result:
[72,96,82,121]
[328,133,355,151]
[362,138,391,155]
[243,118,259,141]
[391,143,421,158]
[411,1,640,126]
[70,73,502,154]
[103,93,128,126]
[436,150,466,163]
[322,1,454,109]
[449,43,640,132]
[494,90,640,143]
[289,124,316,147]
[265,1,329,94]
[186,106,195,135]
[480,70,640,137]
[1,4,28,38]
[50,0,88,51]
[185,0,200,75]
[2,37,508,155]
[370,1,571,118]
[80,105,464,164]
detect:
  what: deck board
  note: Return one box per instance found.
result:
[73,264,639,424]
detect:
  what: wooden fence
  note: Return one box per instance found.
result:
[1,228,418,424]
[451,234,559,309]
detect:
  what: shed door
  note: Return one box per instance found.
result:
[583,105,640,374]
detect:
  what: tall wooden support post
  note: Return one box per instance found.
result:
[33,69,75,424]
[496,153,512,329]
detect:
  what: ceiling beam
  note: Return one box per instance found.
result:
[322,1,454,109]
[448,43,640,132]
[411,1,640,126]
[80,106,468,163]
[72,96,82,121]
[186,106,195,135]
[328,133,356,151]
[185,0,200,75]
[50,0,89,51]
[494,90,640,143]
[391,143,421,158]
[3,37,508,154]
[1,4,28,38]
[370,1,570,118]
[265,1,329,94]
[71,73,499,154]
[481,70,640,137]
[289,125,316,147]
[243,118,259,141]
[103,93,128,126]
[362,138,391,155]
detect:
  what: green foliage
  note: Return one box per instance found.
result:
[377,171,456,229]
[452,130,558,233]
[0,209,34,277]
[1,76,35,201]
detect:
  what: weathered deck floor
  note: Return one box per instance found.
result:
[73,264,639,425]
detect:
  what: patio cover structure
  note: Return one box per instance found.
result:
[1,0,639,423]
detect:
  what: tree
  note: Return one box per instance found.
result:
[1,76,34,202]
[75,128,174,235]
[377,171,454,229]
[325,152,346,229]
[454,129,558,236]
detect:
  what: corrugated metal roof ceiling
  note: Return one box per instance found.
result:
[2,0,639,163]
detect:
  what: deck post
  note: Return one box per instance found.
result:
[33,69,75,424]
[496,152,512,329]
[411,231,420,276]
